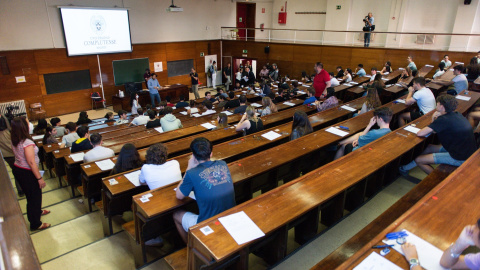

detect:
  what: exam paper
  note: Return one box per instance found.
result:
[185,106,191,110]
[283,102,295,106]
[425,65,433,67]
[179,111,188,115]
[201,123,216,129]
[382,229,446,270]
[340,105,357,112]
[456,95,471,101]
[125,170,141,187]
[95,159,115,171]
[261,131,282,141]
[297,91,306,95]
[250,103,262,108]
[202,110,216,116]
[325,127,349,137]
[350,82,358,85]
[404,125,421,134]
[32,135,44,140]
[70,152,85,162]
[395,83,405,87]
[192,113,202,117]
[154,127,164,133]
[353,252,402,270]
[224,111,233,116]
[218,211,265,245]
[395,99,406,104]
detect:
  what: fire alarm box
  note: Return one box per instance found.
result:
[278,12,287,24]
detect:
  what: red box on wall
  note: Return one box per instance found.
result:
[278,12,287,24]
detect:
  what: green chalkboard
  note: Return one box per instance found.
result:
[44,69,92,94]
[112,58,149,86]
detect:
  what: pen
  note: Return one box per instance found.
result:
[372,244,394,249]
[339,126,350,130]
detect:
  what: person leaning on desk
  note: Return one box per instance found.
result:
[402,219,480,270]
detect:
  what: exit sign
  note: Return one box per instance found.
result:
[242,49,248,54]
[200,52,204,57]
[336,5,341,9]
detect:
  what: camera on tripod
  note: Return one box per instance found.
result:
[5,103,25,121]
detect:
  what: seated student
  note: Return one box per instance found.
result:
[399,95,477,175]
[398,77,436,127]
[315,87,339,112]
[290,111,313,141]
[363,74,385,96]
[215,88,228,99]
[216,95,228,109]
[111,143,143,175]
[173,137,236,243]
[83,133,114,163]
[61,122,79,148]
[187,100,200,115]
[131,93,141,115]
[236,106,264,135]
[397,67,414,89]
[233,95,248,114]
[356,64,366,77]
[467,105,480,128]
[336,66,344,78]
[466,57,480,83]
[407,56,417,73]
[175,95,189,108]
[274,88,286,104]
[157,101,168,116]
[50,117,65,137]
[26,117,34,135]
[335,107,393,159]
[160,107,182,132]
[287,81,299,98]
[212,113,228,130]
[76,111,92,125]
[145,104,152,112]
[165,96,175,107]
[432,62,446,79]
[233,81,242,91]
[104,112,115,123]
[70,126,93,153]
[33,119,49,135]
[260,80,272,97]
[380,61,393,75]
[358,87,382,115]
[301,71,310,81]
[303,88,317,105]
[145,110,161,129]
[343,68,353,83]
[368,67,378,83]
[329,72,340,87]
[441,54,452,69]
[203,92,216,105]
[200,100,216,116]
[443,65,468,95]
[129,108,149,126]
[42,126,58,145]
[279,77,290,90]
[139,143,182,190]
[115,110,129,125]
[259,96,277,116]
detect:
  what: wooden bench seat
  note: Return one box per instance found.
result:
[164,248,187,270]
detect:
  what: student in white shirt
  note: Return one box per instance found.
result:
[433,62,446,79]
[129,108,149,126]
[115,110,129,125]
[83,133,115,163]
[139,143,182,190]
[398,77,436,127]
[441,54,452,69]
[329,72,340,87]
[343,68,353,83]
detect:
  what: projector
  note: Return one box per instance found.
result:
[166,6,183,12]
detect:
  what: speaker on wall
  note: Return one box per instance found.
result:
[465,0,472,4]
[0,56,10,75]
[264,46,270,54]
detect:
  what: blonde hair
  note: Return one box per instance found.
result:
[246,106,259,122]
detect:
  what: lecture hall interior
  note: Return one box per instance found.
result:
[1,0,480,269]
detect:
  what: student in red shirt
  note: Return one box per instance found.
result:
[313,62,331,99]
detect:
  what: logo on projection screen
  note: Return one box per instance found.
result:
[90,15,106,35]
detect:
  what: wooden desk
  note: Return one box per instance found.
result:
[338,148,480,270]
[112,84,189,111]
[346,69,403,98]
[186,91,480,269]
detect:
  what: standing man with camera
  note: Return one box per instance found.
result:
[190,68,200,99]
[363,12,374,48]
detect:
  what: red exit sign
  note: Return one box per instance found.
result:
[262,8,265,13]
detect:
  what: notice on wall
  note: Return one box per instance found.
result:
[15,76,26,83]
[154,62,163,72]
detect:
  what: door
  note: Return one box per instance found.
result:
[237,3,256,40]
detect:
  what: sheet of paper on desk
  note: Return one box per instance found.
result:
[192,113,202,117]
[185,106,191,110]
[95,159,115,171]
[383,72,390,75]
[456,95,471,101]
[179,111,188,115]
[382,229,445,270]
[353,252,402,270]
[395,99,406,103]
[326,127,349,137]
[297,91,306,94]
[381,78,389,81]
[32,135,44,140]
[350,82,358,84]
[70,152,85,162]
[250,103,262,107]
[154,127,164,133]
[426,64,434,67]
[395,83,404,87]
[283,102,295,106]
[224,111,233,116]
[341,105,357,112]
[261,131,282,141]
[125,170,141,187]
[404,125,421,134]
[201,123,216,129]
[218,211,265,245]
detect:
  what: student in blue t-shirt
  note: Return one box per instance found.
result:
[173,137,236,243]
[356,64,366,77]
[334,107,392,159]
[303,88,317,105]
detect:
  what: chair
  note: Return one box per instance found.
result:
[91,92,105,110]
[29,103,46,121]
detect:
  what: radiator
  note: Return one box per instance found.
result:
[0,100,27,116]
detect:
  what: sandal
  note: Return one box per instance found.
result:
[41,209,51,216]
[36,223,51,230]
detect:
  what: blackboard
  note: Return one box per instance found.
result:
[167,59,194,77]
[113,58,149,86]
[44,70,92,94]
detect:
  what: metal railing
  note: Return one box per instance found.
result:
[221,27,480,52]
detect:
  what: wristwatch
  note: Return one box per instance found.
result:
[409,258,420,269]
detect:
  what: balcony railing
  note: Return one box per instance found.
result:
[221,27,480,52]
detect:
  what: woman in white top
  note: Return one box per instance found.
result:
[433,62,446,80]
[139,143,182,190]
[343,68,353,83]
[131,94,140,115]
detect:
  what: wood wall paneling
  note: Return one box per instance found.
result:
[34,49,89,75]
